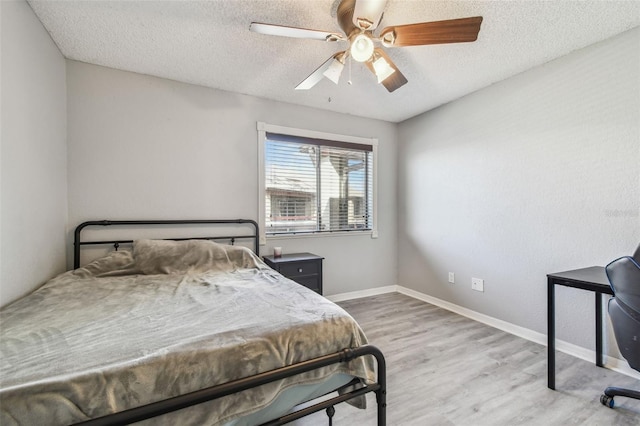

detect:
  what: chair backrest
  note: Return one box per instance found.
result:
[606,243,640,372]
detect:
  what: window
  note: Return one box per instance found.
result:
[258,123,377,242]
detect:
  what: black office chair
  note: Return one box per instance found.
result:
[600,243,640,408]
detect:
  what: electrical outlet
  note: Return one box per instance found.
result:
[448,272,455,283]
[472,277,484,292]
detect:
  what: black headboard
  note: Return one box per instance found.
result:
[73,219,259,269]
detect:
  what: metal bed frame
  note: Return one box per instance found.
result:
[72,219,387,426]
[73,219,261,269]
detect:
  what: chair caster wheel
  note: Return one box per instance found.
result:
[600,394,614,408]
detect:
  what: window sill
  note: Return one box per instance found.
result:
[261,230,378,244]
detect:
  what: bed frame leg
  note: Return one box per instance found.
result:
[376,387,387,426]
[326,406,335,426]
[372,346,387,426]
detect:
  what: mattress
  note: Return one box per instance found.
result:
[0,239,374,425]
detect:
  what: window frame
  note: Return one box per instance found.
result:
[257,122,378,245]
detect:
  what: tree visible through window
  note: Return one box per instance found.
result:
[264,132,374,236]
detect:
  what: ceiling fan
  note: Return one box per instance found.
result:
[250,0,483,93]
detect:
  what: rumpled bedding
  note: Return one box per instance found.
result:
[0,240,374,425]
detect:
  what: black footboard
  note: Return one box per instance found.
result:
[75,345,386,426]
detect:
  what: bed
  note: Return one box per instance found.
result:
[0,219,386,425]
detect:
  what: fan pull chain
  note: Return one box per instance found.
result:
[348,54,353,85]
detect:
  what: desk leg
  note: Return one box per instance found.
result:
[595,292,604,367]
[547,278,555,390]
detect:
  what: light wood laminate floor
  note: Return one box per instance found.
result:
[293,293,640,426]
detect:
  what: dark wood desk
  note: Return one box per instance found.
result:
[547,266,613,390]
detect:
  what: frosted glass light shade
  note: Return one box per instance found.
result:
[372,56,395,83]
[350,34,374,62]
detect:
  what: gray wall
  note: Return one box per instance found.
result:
[397,27,640,352]
[0,0,68,307]
[66,61,398,296]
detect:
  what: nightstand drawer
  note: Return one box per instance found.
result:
[279,261,319,278]
[294,275,321,293]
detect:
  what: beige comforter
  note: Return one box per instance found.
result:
[0,240,374,425]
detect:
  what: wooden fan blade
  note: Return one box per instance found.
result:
[364,48,407,93]
[295,52,346,90]
[352,0,387,30]
[250,22,343,42]
[337,0,357,35]
[380,16,483,47]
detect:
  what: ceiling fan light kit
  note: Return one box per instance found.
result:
[350,33,375,62]
[372,56,395,83]
[250,0,483,93]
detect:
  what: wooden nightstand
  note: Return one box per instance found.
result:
[263,252,324,295]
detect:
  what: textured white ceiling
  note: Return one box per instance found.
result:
[28,0,640,123]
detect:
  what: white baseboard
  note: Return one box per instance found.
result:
[327,285,640,380]
[325,285,397,303]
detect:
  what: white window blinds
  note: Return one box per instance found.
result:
[264,132,374,236]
